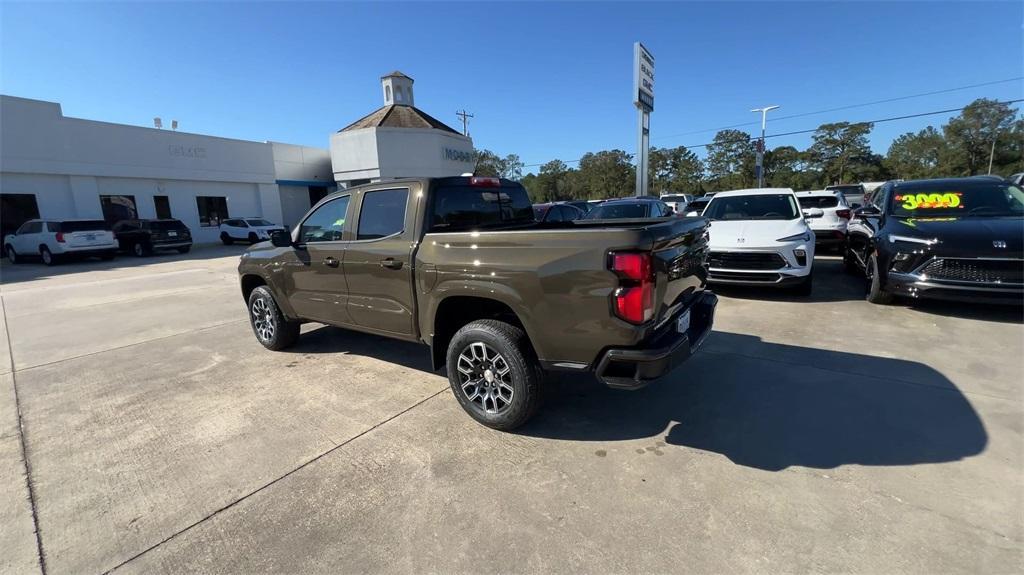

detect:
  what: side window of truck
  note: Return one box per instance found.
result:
[356,188,408,240]
[298,196,350,244]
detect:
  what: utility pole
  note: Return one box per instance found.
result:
[456,110,474,136]
[751,105,779,188]
[988,136,997,175]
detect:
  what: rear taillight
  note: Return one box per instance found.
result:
[610,252,655,324]
[836,209,852,220]
[469,177,501,187]
[55,232,66,243]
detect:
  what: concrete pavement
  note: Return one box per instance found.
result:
[0,245,1021,573]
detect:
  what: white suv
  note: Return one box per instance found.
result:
[795,190,852,251]
[702,188,816,295]
[660,193,694,213]
[219,218,287,245]
[4,219,118,265]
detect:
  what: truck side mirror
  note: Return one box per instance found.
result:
[855,205,881,218]
[270,230,293,248]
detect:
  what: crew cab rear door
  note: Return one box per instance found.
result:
[344,185,419,337]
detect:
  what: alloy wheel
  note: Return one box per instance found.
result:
[251,297,276,342]
[456,342,514,414]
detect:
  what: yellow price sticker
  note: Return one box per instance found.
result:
[896,192,962,210]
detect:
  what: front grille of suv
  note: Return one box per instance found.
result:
[708,251,786,270]
[916,258,1024,285]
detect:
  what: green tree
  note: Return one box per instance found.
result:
[705,130,755,190]
[807,122,874,185]
[942,98,1021,176]
[473,150,525,180]
[501,154,524,180]
[649,146,704,194]
[575,150,635,199]
[886,127,944,180]
[531,159,572,202]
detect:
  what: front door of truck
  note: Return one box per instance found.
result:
[343,187,416,337]
[286,194,352,324]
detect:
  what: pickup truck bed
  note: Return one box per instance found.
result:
[239,176,716,430]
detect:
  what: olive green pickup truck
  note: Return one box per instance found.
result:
[238,176,717,430]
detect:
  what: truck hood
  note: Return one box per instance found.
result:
[707,219,808,248]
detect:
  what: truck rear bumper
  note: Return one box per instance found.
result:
[595,291,717,390]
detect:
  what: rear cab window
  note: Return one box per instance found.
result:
[428,181,533,232]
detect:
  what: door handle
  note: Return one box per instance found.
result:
[380,258,403,270]
[324,256,340,268]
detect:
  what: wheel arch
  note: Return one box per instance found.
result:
[429,295,534,371]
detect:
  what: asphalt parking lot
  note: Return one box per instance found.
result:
[1,245,1021,574]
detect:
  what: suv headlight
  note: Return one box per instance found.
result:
[776,232,811,243]
[888,234,937,245]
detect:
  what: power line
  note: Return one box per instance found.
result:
[652,76,1024,141]
[523,97,1024,168]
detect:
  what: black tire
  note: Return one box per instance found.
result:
[866,253,894,305]
[792,273,813,296]
[177,246,191,254]
[5,244,18,265]
[40,246,56,266]
[132,242,151,257]
[221,232,233,246]
[247,285,300,351]
[247,232,259,244]
[446,319,542,431]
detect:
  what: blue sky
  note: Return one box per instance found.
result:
[2,1,1021,172]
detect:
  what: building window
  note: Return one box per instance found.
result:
[1,194,40,239]
[385,85,392,103]
[394,86,403,103]
[357,188,408,240]
[100,195,138,225]
[154,195,172,219]
[196,196,229,227]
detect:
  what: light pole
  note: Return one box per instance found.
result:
[751,105,779,188]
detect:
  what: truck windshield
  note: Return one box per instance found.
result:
[703,194,800,221]
[890,182,1024,218]
[430,184,534,231]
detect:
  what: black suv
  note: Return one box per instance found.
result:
[113,219,193,256]
[845,177,1023,304]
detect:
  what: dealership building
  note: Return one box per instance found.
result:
[0,71,474,242]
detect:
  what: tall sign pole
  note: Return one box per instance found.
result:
[633,42,654,197]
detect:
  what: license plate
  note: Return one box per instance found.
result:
[677,309,691,334]
[85,234,95,241]
[168,231,177,237]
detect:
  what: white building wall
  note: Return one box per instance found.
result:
[0,173,75,219]
[330,129,382,182]
[0,96,332,243]
[375,128,475,179]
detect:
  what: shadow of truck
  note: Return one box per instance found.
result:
[519,331,987,472]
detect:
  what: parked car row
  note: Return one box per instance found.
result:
[526,175,1023,304]
[4,215,287,265]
